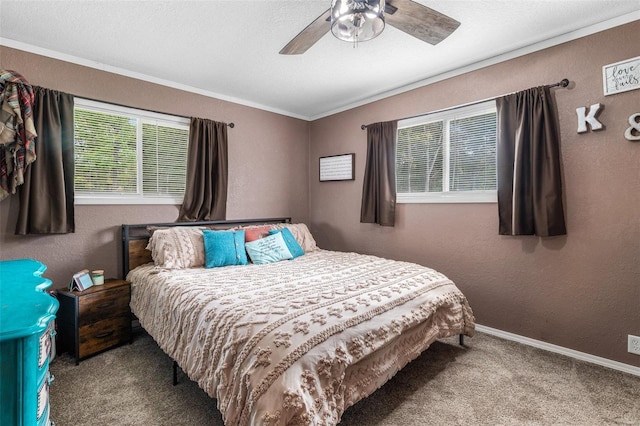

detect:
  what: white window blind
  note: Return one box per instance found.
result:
[396,101,497,203]
[448,111,497,192]
[74,98,189,204]
[141,122,188,197]
[396,120,444,193]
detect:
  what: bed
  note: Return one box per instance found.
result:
[121,218,475,426]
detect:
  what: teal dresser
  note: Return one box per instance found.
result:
[0,259,59,426]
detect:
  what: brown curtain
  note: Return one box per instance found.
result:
[360,120,398,226]
[177,117,228,221]
[16,87,74,234]
[496,86,566,236]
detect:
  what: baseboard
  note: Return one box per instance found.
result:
[475,324,640,377]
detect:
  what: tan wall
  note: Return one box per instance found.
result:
[0,47,310,288]
[309,21,640,366]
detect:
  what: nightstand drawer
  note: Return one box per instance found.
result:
[78,285,129,326]
[78,315,131,358]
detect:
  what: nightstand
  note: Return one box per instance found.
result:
[56,279,131,365]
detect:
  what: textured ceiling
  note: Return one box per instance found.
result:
[1,1,639,120]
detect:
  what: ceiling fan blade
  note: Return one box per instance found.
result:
[280,9,331,55]
[385,0,460,45]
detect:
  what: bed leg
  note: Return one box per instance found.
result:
[173,361,178,386]
[459,334,465,346]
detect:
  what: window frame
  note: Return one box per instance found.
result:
[73,98,190,205]
[396,100,498,204]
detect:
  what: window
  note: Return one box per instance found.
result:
[74,98,189,204]
[396,101,497,203]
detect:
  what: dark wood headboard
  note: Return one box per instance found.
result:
[121,217,291,278]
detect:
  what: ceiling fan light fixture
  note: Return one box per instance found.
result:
[331,0,386,44]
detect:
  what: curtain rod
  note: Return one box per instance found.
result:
[41,87,236,128]
[361,78,569,130]
[76,95,235,128]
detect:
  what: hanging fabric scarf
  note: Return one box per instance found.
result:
[0,69,37,201]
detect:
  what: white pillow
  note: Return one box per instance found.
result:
[146,227,205,268]
[271,223,318,252]
[245,232,293,264]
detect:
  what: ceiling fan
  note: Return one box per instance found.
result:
[280,0,460,55]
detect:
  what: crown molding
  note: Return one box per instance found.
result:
[2,11,638,122]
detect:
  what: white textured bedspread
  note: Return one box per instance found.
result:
[128,249,475,426]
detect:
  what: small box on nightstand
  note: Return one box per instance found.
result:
[56,279,131,364]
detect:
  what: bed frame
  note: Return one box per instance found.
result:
[121,216,465,387]
[121,217,291,279]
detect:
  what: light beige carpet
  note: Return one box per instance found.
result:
[49,330,640,425]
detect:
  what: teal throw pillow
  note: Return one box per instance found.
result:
[268,227,304,259]
[245,232,293,265]
[203,229,248,268]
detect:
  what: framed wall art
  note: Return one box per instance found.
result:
[319,153,355,182]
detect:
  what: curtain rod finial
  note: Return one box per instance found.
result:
[361,124,366,130]
[228,122,235,128]
[560,79,569,88]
